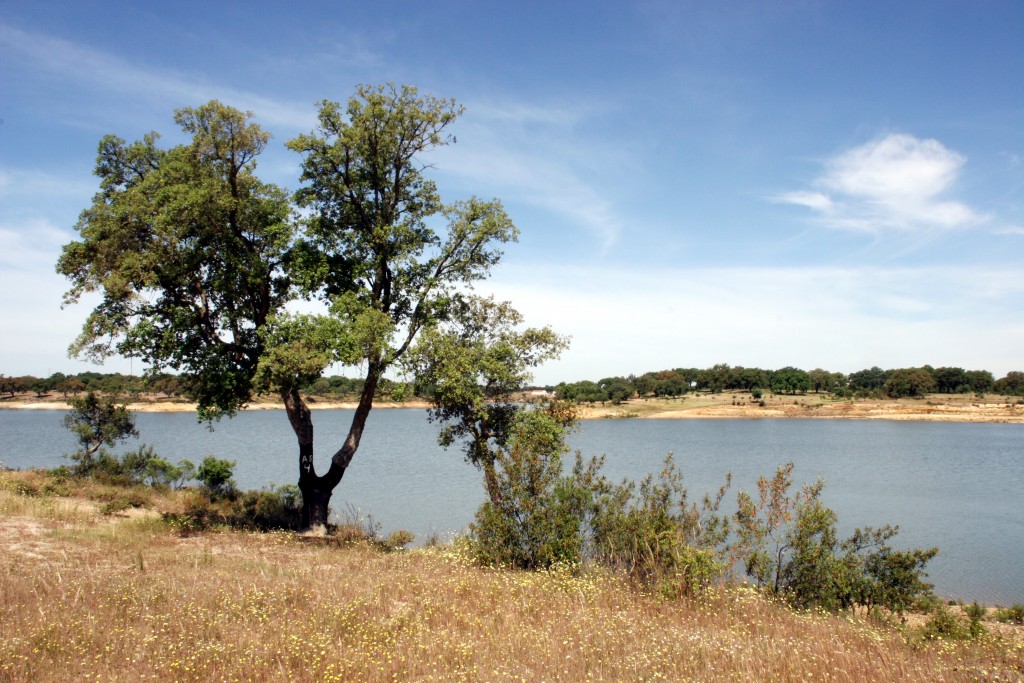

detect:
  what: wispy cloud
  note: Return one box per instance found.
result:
[0,22,315,130]
[774,134,988,235]
[431,99,625,254]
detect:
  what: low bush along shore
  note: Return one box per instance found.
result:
[1,469,1022,682]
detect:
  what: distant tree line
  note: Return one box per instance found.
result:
[5,365,1024,406]
[0,372,418,402]
[554,365,1024,405]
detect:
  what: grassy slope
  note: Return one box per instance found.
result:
[2,475,1022,682]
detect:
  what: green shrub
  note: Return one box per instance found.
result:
[589,454,731,597]
[196,456,236,499]
[386,529,416,550]
[993,604,1024,624]
[734,463,937,613]
[469,410,592,569]
[922,606,973,641]
[230,485,302,530]
[144,457,195,489]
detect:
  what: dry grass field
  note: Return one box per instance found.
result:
[1,472,1022,682]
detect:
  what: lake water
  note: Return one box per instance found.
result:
[1,408,1021,605]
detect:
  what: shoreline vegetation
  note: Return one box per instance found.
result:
[1,469,1022,682]
[3,390,1024,423]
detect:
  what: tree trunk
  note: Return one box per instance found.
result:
[282,367,383,532]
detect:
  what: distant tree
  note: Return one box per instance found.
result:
[62,391,139,473]
[729,366,769,392]
[964,370,994,394]
[697,363,730,393]
[933,367,968,394]
[808,368,833,393]
[884,368,937,398]
[606,382,634,405]
[770,367,811,395]
[995,371,1024,396]
[633,373,656,397]
[556,380,607,404]
[0,375,31,397]
[57,377,87,397]
[847,366,887,393]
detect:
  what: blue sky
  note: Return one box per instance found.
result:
[2,1,1022,385]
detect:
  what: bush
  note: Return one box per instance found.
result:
[63,391,139,474]
[920,605,985,640]
[144,457,195,489]
[230,485,302,530]
[196,456,236,499]
[993,604,1024,624]
[734,463,937,613]
[469,409,592,569]
[589,454,731,597]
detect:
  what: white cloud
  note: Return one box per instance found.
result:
[776,134,987,235]
[994,226,1024,236]
[772,191,833,212]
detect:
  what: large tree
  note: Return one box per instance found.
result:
[58,85,518,529]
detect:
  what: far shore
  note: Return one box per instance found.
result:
[3,391,1023,423]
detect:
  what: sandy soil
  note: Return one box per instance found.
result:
[575,392,1024,423]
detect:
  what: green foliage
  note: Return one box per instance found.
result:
[468,406,733,597]
[555,380,608,404]
[884,367,937,398]
[994,371,1024,396]
[164,484,301,533]
[196,456,236,498]
[770,366,812,395]
[589,455,732,597]
[405,296,568,505]
[58,102,294,421]
[992,604,1024,624]
[144,457,195,489]
[469,408,591,569]
[734,463,937,613]
[921,605,986,641]
[62,391,139,473]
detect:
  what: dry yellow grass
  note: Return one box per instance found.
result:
[1,484,1022,682]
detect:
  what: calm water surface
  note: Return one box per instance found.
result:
[2,409,1021,604]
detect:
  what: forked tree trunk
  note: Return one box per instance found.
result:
[283,370,381,532]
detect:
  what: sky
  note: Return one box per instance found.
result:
[1,1,1022,386]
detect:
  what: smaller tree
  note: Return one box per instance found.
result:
[196,456,237,498]
[469,404,591,569]
[734,462,937,613]
[62,391,139,473]
[404,296,567,506]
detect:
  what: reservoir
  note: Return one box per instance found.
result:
[1,408,1021,605]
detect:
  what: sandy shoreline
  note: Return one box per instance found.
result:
[576,395,1024,423]
[3,393,1023,423]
